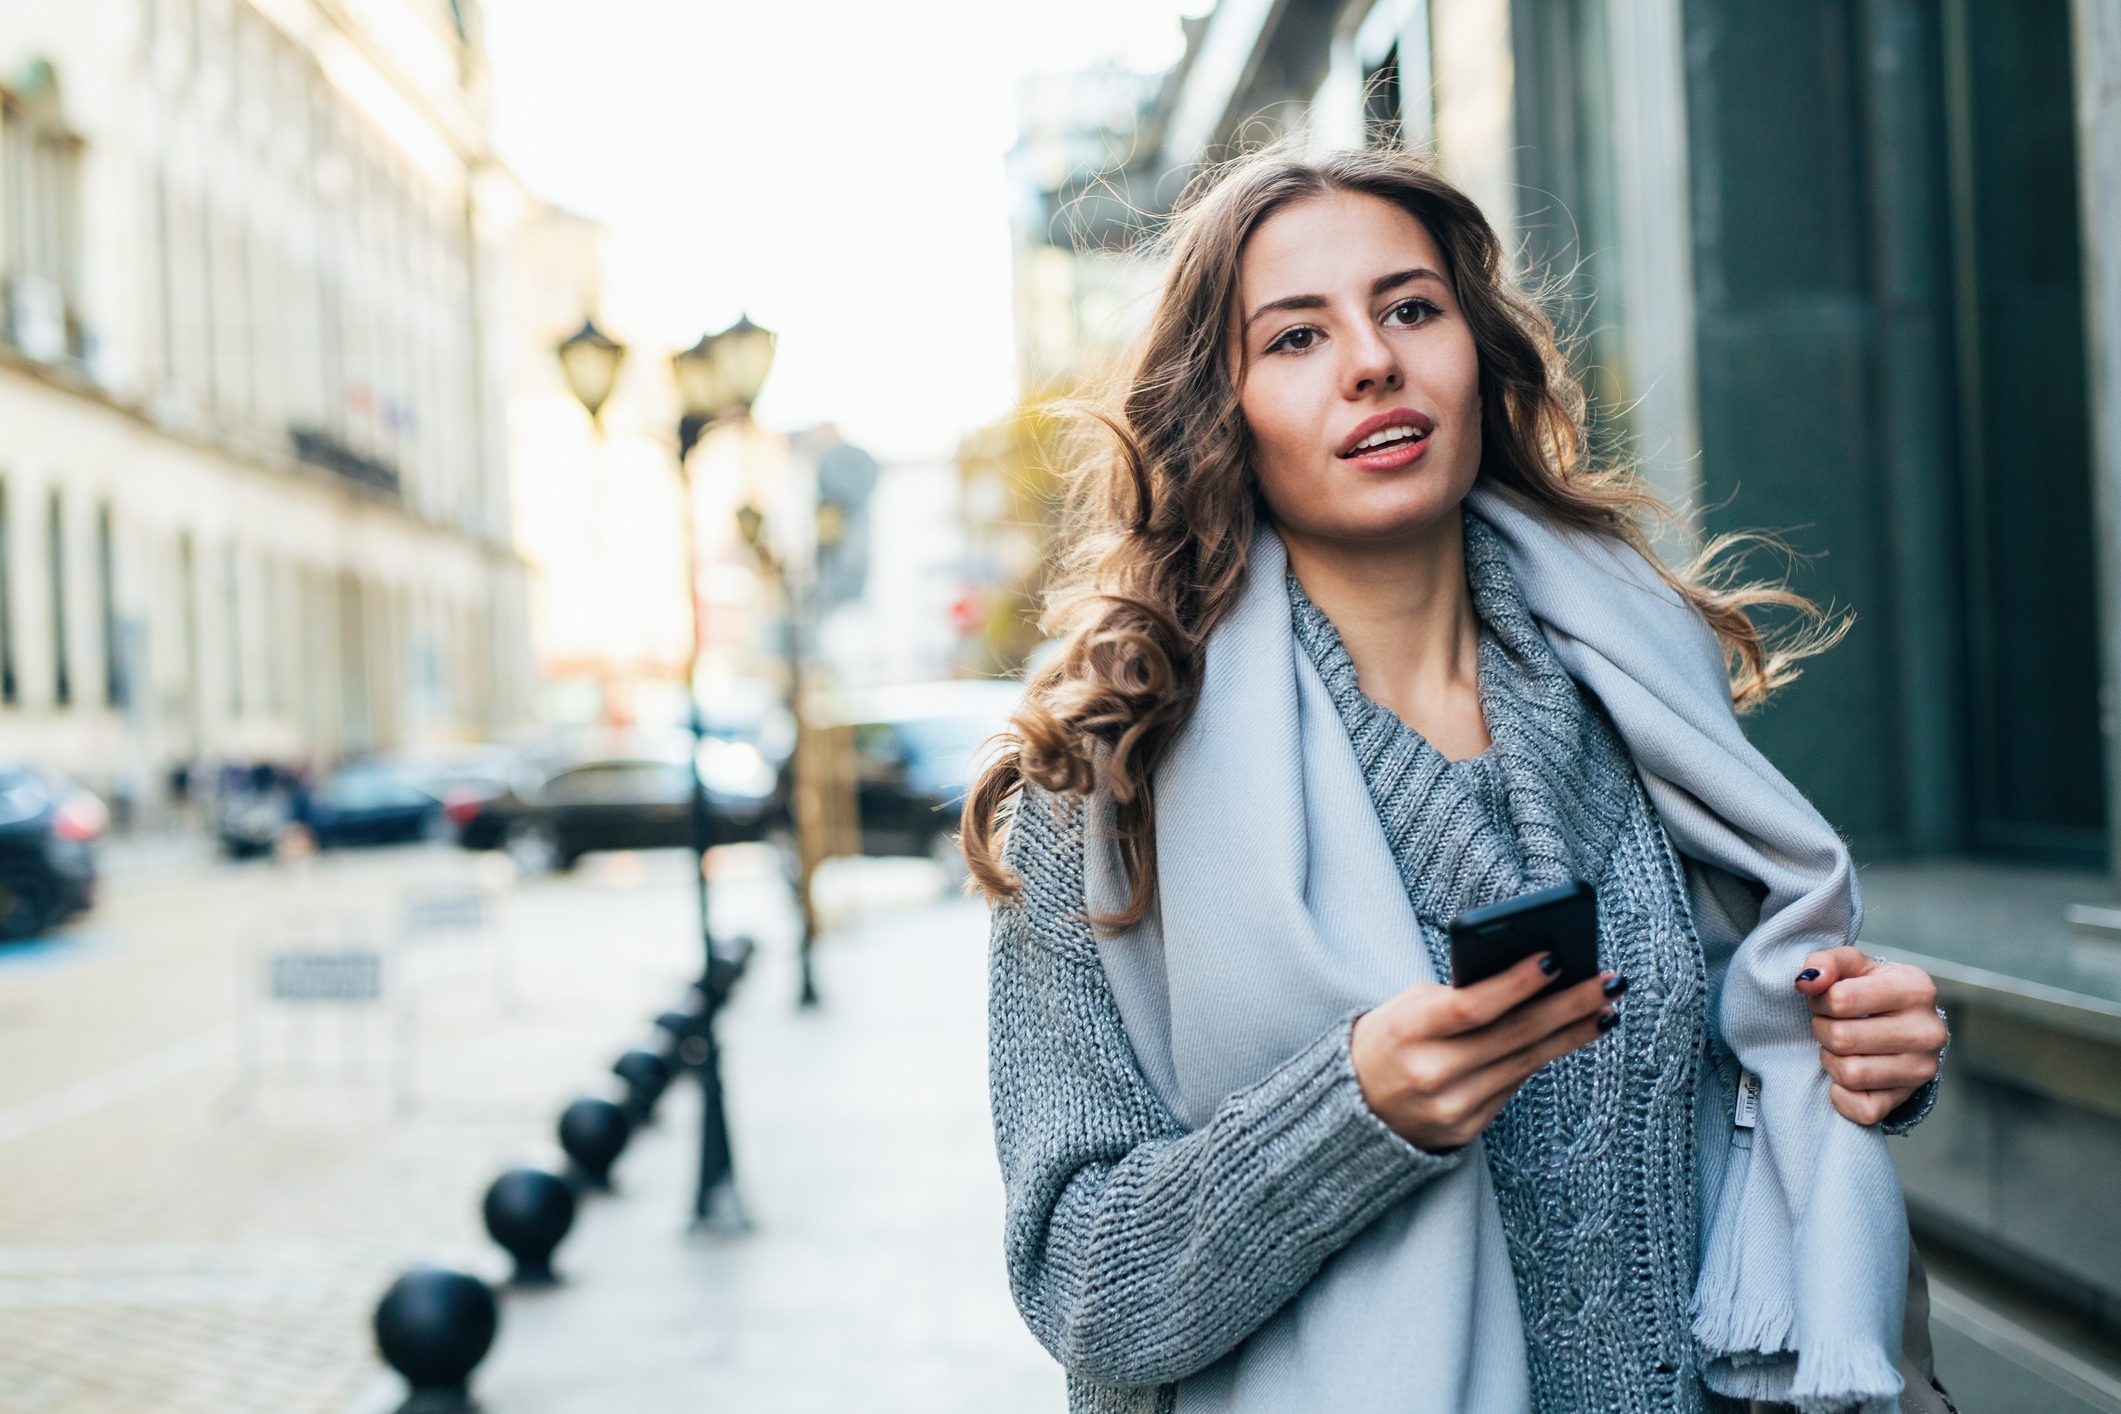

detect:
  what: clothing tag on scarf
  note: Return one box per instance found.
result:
[1734,1068,1761,1129]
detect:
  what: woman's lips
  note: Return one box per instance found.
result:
[1342,434,1432,472]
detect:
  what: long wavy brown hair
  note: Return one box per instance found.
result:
[961,140,1850,930]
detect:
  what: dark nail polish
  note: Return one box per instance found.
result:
[1596,1009,1620,1032]
[1797,968,1822,983]
[1603,975,1630,999]
[1538,954,1560,976]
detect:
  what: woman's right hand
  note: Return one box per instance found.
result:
[1349,952,1623,1152]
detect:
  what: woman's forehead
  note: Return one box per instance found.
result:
[1239,192,1446,292]
[1238,196,1442,275]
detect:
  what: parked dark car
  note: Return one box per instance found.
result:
[396,746,520,836]
[454,732,782,873]
[213,762,306,859]
[830,681,1022,872]
[292,760,447,849]
[0,764,107,941]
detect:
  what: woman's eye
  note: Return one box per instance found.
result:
[1386,298,1440,326]
[1266,326,1319,354]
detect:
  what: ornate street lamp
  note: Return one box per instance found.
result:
[707,313,776,410]
[673,313,776,457]
[668,312,776,1232]
[555,318,626,422]
[555,317,629,727]
[551,308,777,1234]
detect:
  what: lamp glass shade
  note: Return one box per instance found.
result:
[556,318,626,420]
[710,314,776,409]
[671,334,730,420]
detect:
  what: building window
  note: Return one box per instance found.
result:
[262,553,284,715]
[0,59,88,365]
[178,532,199,739]
[48,488,68,706]
[0,478,14,704]
[224,543,240,716]
[98,503,122,708]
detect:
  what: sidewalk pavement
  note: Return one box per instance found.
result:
[1,843,731,1414]
[346,857,1062,1413]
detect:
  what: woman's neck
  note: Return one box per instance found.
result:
[1278,507,1490,758]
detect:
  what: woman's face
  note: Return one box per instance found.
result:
[1229,191,1483,546]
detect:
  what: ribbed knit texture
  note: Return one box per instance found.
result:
[1290,510,1713,1412]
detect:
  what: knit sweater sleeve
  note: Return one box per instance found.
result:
[986,784,1461,1389]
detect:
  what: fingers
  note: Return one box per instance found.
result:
[1819,1048,1939,1093]
[1462,1002,1616,1102]
[1813,1007,1950,1057]
[1412,1004,1616,1150]
[1435,950,1575,1036]
[1453,970,1617,1069]
[1808,962,1938,1019]
[1830,1081,1917,1126]
[1795,945,1874,997]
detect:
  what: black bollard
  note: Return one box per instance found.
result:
[652,987,707,1047]
[703,933,755,1005]
[612,1047,673,1125]
[373,1266,498,1414]
[481,1164,576,1286]
[557,1093,631,1191]
[687,936,755,1234]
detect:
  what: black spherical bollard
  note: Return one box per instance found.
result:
[703,934,756,1004]
[653,988,707,1044]
[637,1024,678,1070]
[557,1094,631,1191]
[481,1165,576,1286]
[612,1047,673,1124]
[373,1266,498,1414]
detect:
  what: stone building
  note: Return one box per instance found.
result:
[0,0,532,822]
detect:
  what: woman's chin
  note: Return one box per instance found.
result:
[1274,481,1471,547]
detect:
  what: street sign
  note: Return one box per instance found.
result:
[267,948,384,1003]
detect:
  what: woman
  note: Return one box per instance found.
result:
[966,143,1951,1414]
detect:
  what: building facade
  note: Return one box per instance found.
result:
[1013,1,2121,1405]
[0,0,531,823]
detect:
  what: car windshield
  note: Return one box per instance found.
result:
[892,717,1009,773]
[540,760,692,805]
[0,768,49,827]
[325,767,435,811]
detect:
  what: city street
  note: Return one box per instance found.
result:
[0,841,1057,1413]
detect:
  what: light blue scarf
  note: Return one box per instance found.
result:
[1084,480,1907,1412]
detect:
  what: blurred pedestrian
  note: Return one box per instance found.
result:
[963,142,1953,1414]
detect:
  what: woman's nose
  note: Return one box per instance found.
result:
[1343,324,1402,396]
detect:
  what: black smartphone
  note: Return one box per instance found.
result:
[1446,879,1600,994]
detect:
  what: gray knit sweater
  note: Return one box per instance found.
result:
[986,521,1933,1413]
[1287,545,1712,1411]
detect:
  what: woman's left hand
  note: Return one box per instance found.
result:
[1796,947,1948,1125]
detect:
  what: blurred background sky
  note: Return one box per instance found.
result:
[485,0,1202,461]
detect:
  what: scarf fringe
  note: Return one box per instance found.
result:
[1691,1295,1793,1360]
[1696,1303,1905,1412]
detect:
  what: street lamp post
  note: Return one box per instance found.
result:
[733,496,833,1011]
[554,319,627,726]
[669,313,776,1232]
[558,311,776,1233]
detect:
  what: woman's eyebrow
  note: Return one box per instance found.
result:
[1243,266,1445,330]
